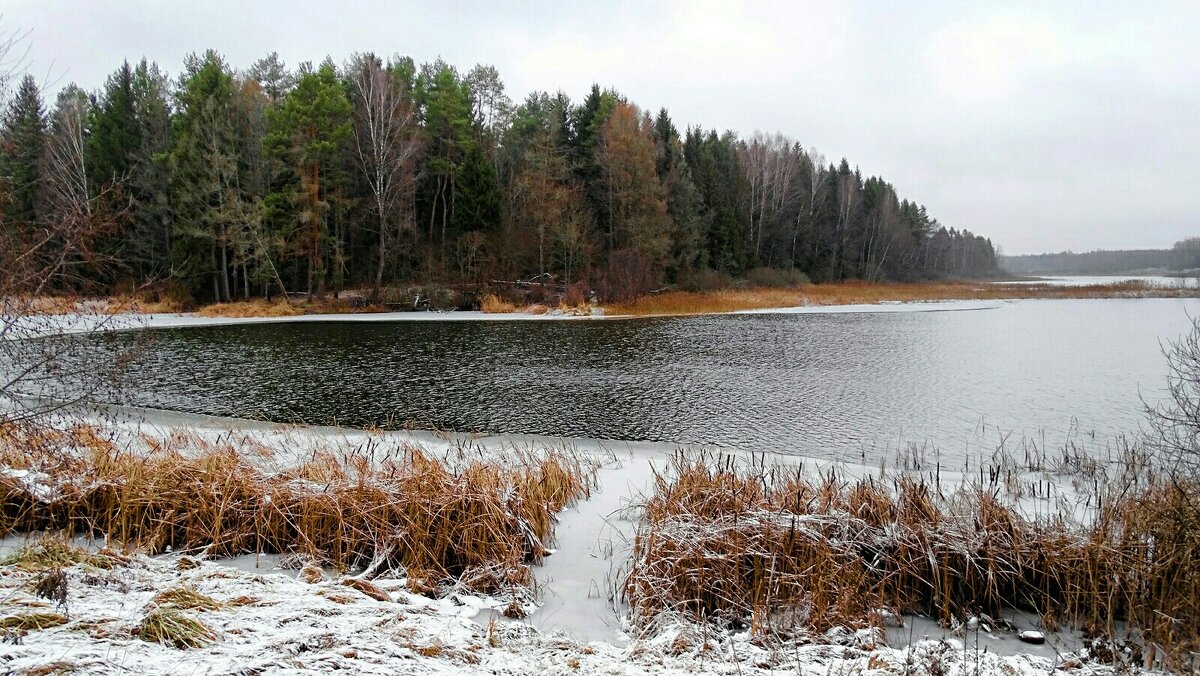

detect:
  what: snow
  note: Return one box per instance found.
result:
[734,299,1004,315]
[6,298,1010,341]
[0,308,605,342]
[0,550,1159,675]
[0,467,55,501]
[0,405,1170,674]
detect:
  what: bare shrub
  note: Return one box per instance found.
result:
[743,266,811,288]
[1145,316,1200,480]
[561,282,589,310]
[594,249,656,303]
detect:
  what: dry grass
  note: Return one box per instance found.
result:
[480,295,590,316]
[0,422,594,595]
[135,607,217,649]
[607,280,1196,316]
[20,660,77,675]
[480,294,518,314]
[0,612,68,631]
[152,586,222,611]
[14,292,392,319]
[12,292,187,316]
[0,538,117,571]
[196,299,306,318]
[625,452,1200,667]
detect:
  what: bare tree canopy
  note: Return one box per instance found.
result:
[347,53,421,301]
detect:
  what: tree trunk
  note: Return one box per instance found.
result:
[373,204,386,302]
[210,240,220,302]
[219,235,230,302]
[309,162,323,301]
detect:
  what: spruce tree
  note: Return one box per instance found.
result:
[171,50,239,300]
[128,59,174,280]
[1,75,47,229]
[88,62,139,186]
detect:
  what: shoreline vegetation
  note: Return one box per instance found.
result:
[20,278,1200,321]
[627,449,1199,670]
[0,423,596,598]
[603,278,1197,317]
[0,415,1196,673]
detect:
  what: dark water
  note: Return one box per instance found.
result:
[109,298,1200,462]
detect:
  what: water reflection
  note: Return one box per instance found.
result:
[107,298,1200,465]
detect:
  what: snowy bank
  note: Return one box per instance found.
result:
[0,546,1157,676]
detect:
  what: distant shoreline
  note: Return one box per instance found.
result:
[18,278,1199,329]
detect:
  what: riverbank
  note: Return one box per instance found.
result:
[1,540,1122,676]
[16,278,1194,329]
[0,407,1190,673]
[606,279,1196,316]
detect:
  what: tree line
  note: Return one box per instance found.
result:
[0,51,1000,304]
[1003,239,1200,276]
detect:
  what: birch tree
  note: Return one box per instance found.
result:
[348,53,420,301]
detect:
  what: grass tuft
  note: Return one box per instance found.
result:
[0,612,68,631]
[0,539,113,572]
[152,586,222,611]
[135,607,217,649]
[480,294,517,313]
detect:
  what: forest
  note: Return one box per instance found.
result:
[0,51,1000,305]
[1002,240,1200,276]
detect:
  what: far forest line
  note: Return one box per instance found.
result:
[0,51,1000,307]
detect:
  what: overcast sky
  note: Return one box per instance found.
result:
[5,1,1198,254]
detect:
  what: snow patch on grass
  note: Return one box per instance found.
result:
[0,549,1160,675]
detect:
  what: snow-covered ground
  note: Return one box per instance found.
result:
[0,308,601,340]
[0,541,1154,675]
[2,296,1015,340]
[0,405,1164,674]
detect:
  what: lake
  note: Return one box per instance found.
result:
[997,274,1199,287]
[101,297,1200,465]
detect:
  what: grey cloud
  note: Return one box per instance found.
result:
[5,0,1197,253]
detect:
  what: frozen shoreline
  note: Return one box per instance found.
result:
[1,544,1119,676]
[6,297,1014,338]
[0,404,1165,674]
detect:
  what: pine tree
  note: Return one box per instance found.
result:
[416,60,501,271]
[249,52,295,103]
[265,60,352,299]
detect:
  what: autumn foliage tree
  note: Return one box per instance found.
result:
[1,46,1001,306]
[594,104,671,296]
[266,60,351,300]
